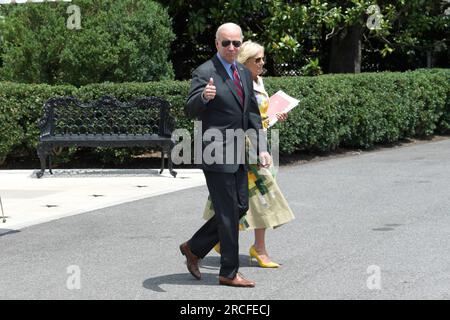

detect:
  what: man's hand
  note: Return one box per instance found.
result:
[202,77,216,101]
[259,151,272,168]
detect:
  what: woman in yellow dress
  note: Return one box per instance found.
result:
[203,40,295,267]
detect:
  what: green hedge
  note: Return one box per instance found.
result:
[264,68,450,153]
[0,69,449,165]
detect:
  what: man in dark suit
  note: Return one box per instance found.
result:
[180,23,271,288]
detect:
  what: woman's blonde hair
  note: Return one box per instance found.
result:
[237,40,264,64]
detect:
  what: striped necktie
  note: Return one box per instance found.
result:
[231,64,244,106]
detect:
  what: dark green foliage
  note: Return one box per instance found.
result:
[0,69,448,165]
[0,0,175,86]
[158,0,449,79]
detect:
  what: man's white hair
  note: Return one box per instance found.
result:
[215,23,244,40]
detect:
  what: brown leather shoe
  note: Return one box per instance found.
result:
[219,273,255,288]
[179,242,201,280]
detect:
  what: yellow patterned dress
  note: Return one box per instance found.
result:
[203,76,295,230]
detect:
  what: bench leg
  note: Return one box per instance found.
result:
[159,149,165,174]
[168,149,177,178]
[49,155,53,175]
[37,145,47,178]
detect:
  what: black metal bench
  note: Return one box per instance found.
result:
[36,95,177,178]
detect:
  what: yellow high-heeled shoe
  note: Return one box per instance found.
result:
[249,246,280,268]
[213,243,220,254]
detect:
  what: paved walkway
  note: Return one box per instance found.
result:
[0,138,449,299]
[0,169,205,233]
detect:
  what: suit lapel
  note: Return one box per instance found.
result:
[212,56,244,109]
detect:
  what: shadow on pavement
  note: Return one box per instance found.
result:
[143,255,257,292]
[31,168,166,178]
[143,273,219,292]
[0,229,20,237]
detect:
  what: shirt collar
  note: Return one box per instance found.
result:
[216,53,236,78]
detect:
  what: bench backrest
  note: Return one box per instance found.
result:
[39,95,175,138]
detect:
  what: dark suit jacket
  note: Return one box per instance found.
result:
[185,54,267,173]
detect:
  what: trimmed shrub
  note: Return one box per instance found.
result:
[263,69,450,153]
[0,0,174,86]
[0,81,75,164]
[0,69,448,166]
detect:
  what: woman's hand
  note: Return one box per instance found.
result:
[276,112,288,122]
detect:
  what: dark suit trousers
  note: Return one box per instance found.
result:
[188,165,249,279]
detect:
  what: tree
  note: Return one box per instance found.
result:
[325,0,450,73]
[0,0,175,85]
[158,0,449,78]
[372,0,450,70]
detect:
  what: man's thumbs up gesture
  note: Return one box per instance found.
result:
[202,77,216,101]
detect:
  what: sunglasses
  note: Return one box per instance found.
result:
[254,57,265,63]
[221,40,242,48]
